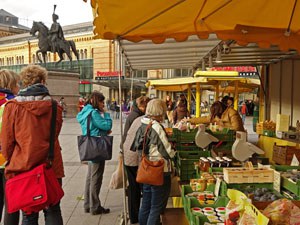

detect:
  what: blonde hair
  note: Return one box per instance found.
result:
[0,69,20,90]
[19,65,48,87]
[146,99,167,117]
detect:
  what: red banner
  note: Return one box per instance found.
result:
[96,71,122,77]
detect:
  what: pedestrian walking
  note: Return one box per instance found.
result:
[240,102,248,124]
[59,96,67,118]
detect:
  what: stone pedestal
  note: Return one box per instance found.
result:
[47,70,80,118]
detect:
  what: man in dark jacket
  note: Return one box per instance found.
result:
[121,96,149,224]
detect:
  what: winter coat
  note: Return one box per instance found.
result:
[76,104,112,137]
[123,116,143,166]
[122,104,144,145]
[0,89,16,166]
[221,107,245,132]
[77,104,113,163]
[131,117,175,172]
[189,107,244,132]
[173,105,190,124]
[1,98,64,179]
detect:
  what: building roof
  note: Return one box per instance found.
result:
[0,9,17,18]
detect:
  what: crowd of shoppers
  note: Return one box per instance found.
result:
[0,64,247,225]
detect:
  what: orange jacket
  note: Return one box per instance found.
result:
[1,100,64,179]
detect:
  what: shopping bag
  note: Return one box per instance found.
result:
[77,135,113,161]
[109,154,126,189]
[136,154,164,186]
[6,163,64,214]
[77,112,113,161]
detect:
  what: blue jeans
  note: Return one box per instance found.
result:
[139,174,171,225]
[22,202,63,225]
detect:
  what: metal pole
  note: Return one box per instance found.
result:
[130,70,134,101]
[117,39,128,225]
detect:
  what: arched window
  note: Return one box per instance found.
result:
[80,49,84,59]
[48,53,51,62]
[84,49,87,59]
[21,56,24,64]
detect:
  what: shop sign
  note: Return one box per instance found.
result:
[95,71,124,80]
[79,80,91,84]
[211,66,258,77]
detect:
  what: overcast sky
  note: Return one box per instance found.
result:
[1,0,93,28]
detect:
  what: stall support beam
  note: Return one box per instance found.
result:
[215,81,219,101]
[187,84,191,111]
[234,81,239,110]
[196,82,201,117]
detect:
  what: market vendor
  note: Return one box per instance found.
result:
[186,100,245,132]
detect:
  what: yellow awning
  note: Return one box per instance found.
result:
[146,76,260,92]
[194,71,239,78]
[146,77,209,92]
[89,0,300,52]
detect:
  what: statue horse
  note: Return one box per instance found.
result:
[30,21,79,66]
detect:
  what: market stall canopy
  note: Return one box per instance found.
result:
[90,0,300,52]
[119,35,221,70]
[145,77,210,92]
[146,74,260,92]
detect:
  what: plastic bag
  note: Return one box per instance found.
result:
[109,154,126,189]
[263,199,300,225]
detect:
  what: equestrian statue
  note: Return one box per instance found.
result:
[30,5,79,66]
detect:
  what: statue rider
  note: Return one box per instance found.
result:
[49,5,65,54]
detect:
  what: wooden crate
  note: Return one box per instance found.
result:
[272,144,300,165]
[223,168,274,184]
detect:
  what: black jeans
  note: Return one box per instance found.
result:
[22,202,63,225]
[125,165,142,224]
[21,179,63,225]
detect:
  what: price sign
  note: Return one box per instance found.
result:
[273,170,281,193]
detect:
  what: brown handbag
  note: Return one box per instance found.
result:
[136,123,165,186]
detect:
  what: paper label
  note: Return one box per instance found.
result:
[273,170,281,193]
[291,154,300,166]
[276,114,290,131]
[214,178,221,197]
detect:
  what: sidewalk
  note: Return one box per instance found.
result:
[50,118,124,225]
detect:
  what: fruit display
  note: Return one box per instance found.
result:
[251,188,280,202]
[263,120,276,131]
[282,170,300,183]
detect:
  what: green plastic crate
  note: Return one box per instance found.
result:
[173,128,198,143]
[272,165,300,197]
[176,143,201,151]
[187,196,229,225]
[175,151,201,181]
[176,150,210,171]
[206,128,235,142]
[177,167,197,182]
